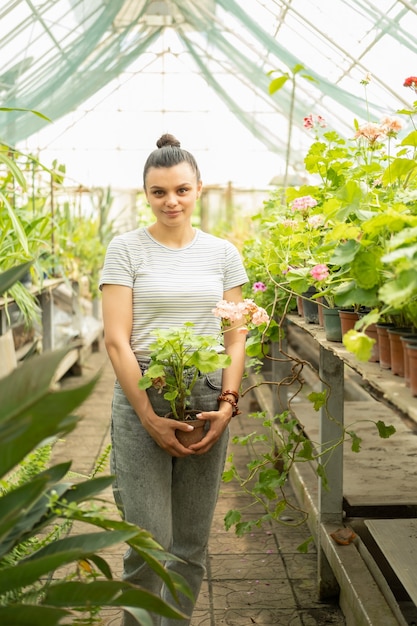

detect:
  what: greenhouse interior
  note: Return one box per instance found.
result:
[1,1,417,625]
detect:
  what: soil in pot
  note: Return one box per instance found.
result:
[166,410,207,448]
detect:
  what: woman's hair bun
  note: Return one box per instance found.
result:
[156,133,181,149]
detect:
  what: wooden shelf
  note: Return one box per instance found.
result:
[286,314,417,425]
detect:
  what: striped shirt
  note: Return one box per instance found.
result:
[99,227,248,357]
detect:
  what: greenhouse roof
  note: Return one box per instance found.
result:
[1,0,417,188]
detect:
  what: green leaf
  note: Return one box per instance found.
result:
[43,580,187,620]
[268,75,289,94]
[379,270,417,308]
[376,420,396,439]
[0,190,29,253]
[0,106,51,121]
[400,129,417,147]
[0,367,98,477]
[343,329,375,361]
[297,536,314,553]
[347,430,362,452]
[222,468,236,482]
[190,350,230,372]
[224,509,241,531]
[316,464,329,490]
[0,463,71,556]
[0,531,139,595]
[0,262,33,295]
[350,248,382,290]
[0,605,70,625]
[330,239,360,265]
[297,439,314,460]
[382,157,417,184]
[307,391,327,411]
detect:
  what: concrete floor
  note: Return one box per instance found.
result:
[53,346,346,626]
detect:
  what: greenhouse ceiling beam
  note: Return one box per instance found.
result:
[0,7,162,142]
[177,27,293,162]
[215,0,392,120]
[178,0,367,140]
[25,0,66,58]
[271,0,411,108]
[394,0,417,16]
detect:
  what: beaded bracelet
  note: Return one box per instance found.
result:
[217,391,241,417]
[221,389,239,401]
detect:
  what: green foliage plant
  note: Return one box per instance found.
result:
[221,75,412,539]
[0,264,192,625]
[138,301,270,421]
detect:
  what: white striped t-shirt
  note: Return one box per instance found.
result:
[99,227,248,357]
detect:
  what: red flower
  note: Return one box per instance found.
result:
[404,76,417,90]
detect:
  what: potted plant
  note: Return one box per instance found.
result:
[138,300,270,446]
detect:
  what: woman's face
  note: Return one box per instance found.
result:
[145,162,202,227]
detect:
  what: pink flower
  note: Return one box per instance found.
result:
[354,122,387,144]
[310,264,329,281]
[291,196,318,213]
[253,281,267,292]
[212,299,270,329]
[307,214,324,228]
[281,218,298,229]
[303,114,327,129]
[380,116,402,134]
[303,114,314,129]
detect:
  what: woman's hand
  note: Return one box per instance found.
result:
[141,413,198,458]
[187,407,233,455]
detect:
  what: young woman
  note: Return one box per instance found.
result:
[100,134,248,625]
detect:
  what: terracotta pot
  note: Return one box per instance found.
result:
[408,343,417,397]
[376,323,395,370]
[302,287,319,324]
[317,297,325,326]
[296,296,304,317]
[387,327,413,377]
[338,309,359,336]
[166,410,207,448]
[402,336,417,387]
[364,323,379,363]
[323,307,342,342]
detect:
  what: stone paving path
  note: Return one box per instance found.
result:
[54,348,346,626]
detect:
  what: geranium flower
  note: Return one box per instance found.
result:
[281,218,298,229]
[310,264,329,281]
[354,122,387,144]
[307,214,325,228]
[253,281,267,292]
[212,299,270,328]
[291,195,318,213]
[303,114,327,129]
[404,76,417,91]
[380,116,403,134]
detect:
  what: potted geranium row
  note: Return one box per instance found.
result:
[138,299,270,447]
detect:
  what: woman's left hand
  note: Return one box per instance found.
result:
[187,409,233,454]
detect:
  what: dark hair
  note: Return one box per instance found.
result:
[143,133,201,187]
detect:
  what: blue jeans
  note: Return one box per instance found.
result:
[110,366,228,626]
